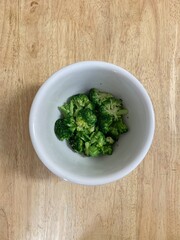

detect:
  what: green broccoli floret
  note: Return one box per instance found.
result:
[114,118,128,134]
[76,108,97,133]
[76,131,91,142]
[108,118,128,139]
[83,131,107,157]
[102,144,113,155]
[99,98,128,121]
[60,94,94,117]
[69,135,84,153]
[59,100,74,117]
[108,124,120,140]
[98,114,113,134]
[90,131,106,147]
[84,142,102,157]
[54,117,76,140]
[70,94,90,107]
[89,88,114,106]
[85,102,95,111]
[106,136,115,144]
[69,94,93,115]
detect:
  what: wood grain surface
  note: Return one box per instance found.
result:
[0,0,180,239]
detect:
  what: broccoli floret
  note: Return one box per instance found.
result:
[90,131,106,147]
[98,114,113,134]
[99,98,128,121]
[69,135,84,153]
[54,117,76,140]
[60,94,94,117]
[84,142,102,157]
[108,124,120,140]
[76,131,90,142]
[89,88,113,106]
[85,142,113,157]
[69,94,93,115]
[70,94,90,107]
[114,118,128,134]
[102,144,113,155]
[108,118,128,139]
[84,131,107,157]
[106,136,115,144]
[76,108,97,133]
[86,102,95,111]
[59,100,74,117]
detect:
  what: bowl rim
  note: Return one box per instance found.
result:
[29,61,155,185]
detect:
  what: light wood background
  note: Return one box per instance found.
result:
[0,0,180,239]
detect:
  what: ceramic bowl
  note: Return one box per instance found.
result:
[29,61,155,185]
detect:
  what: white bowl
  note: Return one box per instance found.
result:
[29,61,155,185]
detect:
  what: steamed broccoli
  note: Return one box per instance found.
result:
[70,94,94,115]
[70,94,90,108]
[84,142,102,157]
[83,130,114,157]
[54,117,76,140]
[76,131,91,142]
[69,134,84,153]
[60,94,94,117]
[76,108,97,133]
[108,118,128,139]
[113,118,129,134]
[106,136,115,144]
[54,88,129,157]
[98,114,113,134]
[99,98,128,121]
[84,130,111,157]
[102,144,113,155]
[90,131,106,147]
[108,124,120,140]
[89,88,113,106]
[59,101,74,117]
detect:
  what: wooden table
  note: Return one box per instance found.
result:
[0,1,180,239]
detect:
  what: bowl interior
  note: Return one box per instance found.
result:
[30,62,154,185]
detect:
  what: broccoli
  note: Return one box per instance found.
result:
[76,131,91,142]
[81,130,107,157]
[85,102,95,111]
[59,94,94,117]
[59,101,74,117]
[54,88,129,157]
[84,131,108,157]
[76,108,97,133]
[108,118,128,139]
[84,142,102,157]
[113,118,128,134]
[99,98,128,120]
[98,114,113,134]
[90,131,106,147]
[106,136,115,144]
[69,135,84,153]
[54,117,76,140]
[108,124,120,140]
[70,94,90,108]
[69,94,93,115]
[102,144,113,155]
[89,88,113,106]
[85,143,113,157]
